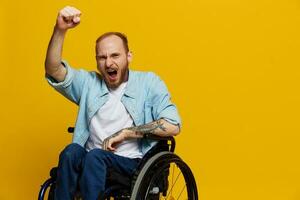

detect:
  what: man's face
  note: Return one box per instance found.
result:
[96,35,132,89]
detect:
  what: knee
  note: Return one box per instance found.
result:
[84,149,108,166]
[59,143,85,162]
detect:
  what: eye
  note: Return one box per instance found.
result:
[111,53,120,58]
[96,55,106,61]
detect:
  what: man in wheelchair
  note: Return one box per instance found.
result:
[43,5,188,200]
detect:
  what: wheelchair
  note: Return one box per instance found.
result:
[38,127,198,200]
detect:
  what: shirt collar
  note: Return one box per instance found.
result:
[98,73,109,97]
[123,70,136,99]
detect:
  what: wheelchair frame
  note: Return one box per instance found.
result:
[38,129,198,200]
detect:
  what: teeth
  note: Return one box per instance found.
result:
[107,69,116,72]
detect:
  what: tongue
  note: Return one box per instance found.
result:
[108,71,117,79]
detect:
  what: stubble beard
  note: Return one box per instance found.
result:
[104,61,129,89]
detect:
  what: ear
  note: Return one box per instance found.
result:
[127,51,133,63]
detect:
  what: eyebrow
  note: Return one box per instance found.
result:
[96,55,106,59]
[111,53,120,56]
[97,52,121,58]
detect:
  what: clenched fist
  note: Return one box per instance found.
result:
[55,6,81,31]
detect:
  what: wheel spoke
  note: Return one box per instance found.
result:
[170,163,175,197]
[165,167,182,199]
[176,183,186,200]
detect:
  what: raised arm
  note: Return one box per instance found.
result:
[45,6,81,82]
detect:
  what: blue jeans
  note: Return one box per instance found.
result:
[54,143,140,200]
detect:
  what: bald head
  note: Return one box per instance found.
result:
[96,32,129,54]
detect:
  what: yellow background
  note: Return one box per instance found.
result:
[1,0,300,199]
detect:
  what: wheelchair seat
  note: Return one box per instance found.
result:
[38,131,198,200]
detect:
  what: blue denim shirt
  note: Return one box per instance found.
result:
[46,60,181,155]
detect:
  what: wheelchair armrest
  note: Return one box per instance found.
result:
[143,134,176,153]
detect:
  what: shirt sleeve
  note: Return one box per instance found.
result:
[45,60,89,105]
[148,72,182,128]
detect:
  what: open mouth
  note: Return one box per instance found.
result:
[107,69,118,80]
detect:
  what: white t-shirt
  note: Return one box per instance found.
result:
[86,82,142,158]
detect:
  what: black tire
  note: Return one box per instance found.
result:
[130,152,198,200]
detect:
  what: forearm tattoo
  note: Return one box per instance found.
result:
[102,119,168,149]
[127,119,167,137]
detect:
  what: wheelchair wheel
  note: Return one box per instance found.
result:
[130,152,198,200]
[38,179,55,200]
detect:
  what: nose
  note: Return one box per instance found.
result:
[105,57,113,67]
